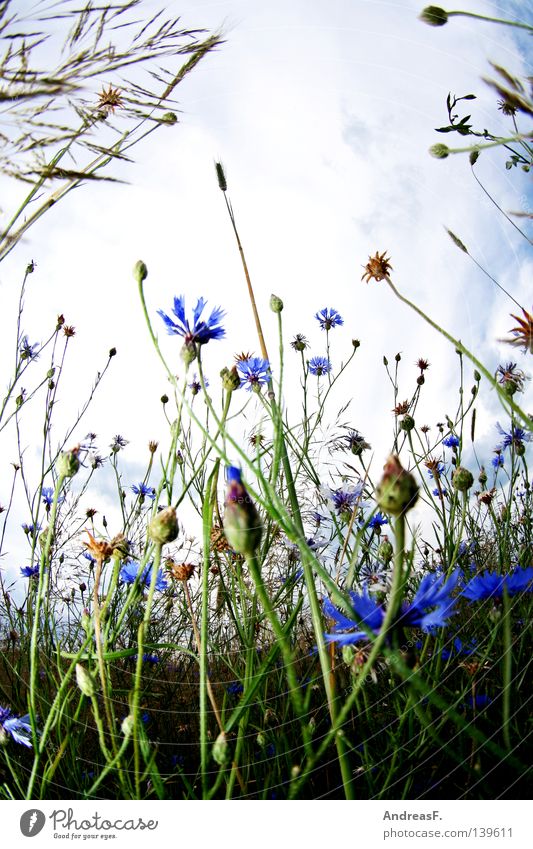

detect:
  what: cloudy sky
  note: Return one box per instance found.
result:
[1,0,531,579]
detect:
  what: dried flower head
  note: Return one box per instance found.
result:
[290,334,309,352]
[211,523,231,552]
[97,84,124,115]
[497,99,518,117]
[84,531,114,563]
[416,358,430,371]
[361,251,393,284]
[234,351,255,363]
[477,487,497,506]
[392,400,410,416]
[167,560,195,581]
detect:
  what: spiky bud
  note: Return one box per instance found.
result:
[376,454,419,516]
[148,506,179,545]
[270,294,283,313]
[223,467,262,556]
[76,664,96,698]
[452,466,474,492]
[419,6,448,26]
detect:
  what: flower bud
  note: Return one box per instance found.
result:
[180,341,197,366]
[376,454,419,516]
[133,260,148,284]
[161,112,178,124]
[478,467,488,486]
[56,447,80,478]
[429,143,449,159]
[377,536,394,563]
[220,366,241,392]
[419,6,448,26]
[352,339,361,349]
[121,715,134,737]
[212,731,230,765]
[400,415,415,432]
[223,467,262,556]
[76,664,96,698]
[342,645,355,666]
[256,731,267,749]
[148,506,179,545]
[270,294,283,313]
[452,466,474,492]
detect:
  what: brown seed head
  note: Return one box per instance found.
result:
[361,250,393,284]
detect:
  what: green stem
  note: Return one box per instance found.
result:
[447,10,533,32]
[383,274,531,431]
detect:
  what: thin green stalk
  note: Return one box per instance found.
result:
[29,474,65,721]
[446,9,533,32]
[132,542,161,798]
[502,586,512,750]
[383,274,531,431]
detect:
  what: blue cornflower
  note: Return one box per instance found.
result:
[188,373,208,395]
[41,487,65,508]
[158,296,225,345]
[495,422,532,453]
[440,636,476,661]
[326,482,363,517]
[0,706,33,747]
[462,565,533,601]
[443,435,460,449]
[308,356,332,377]
[315,308,344,330]
[358,561,389,592]
[464,694,492,710]
[236,357,271,391]
[20,565,40,578]
[433,488,447,497]
[367,512,388,530]
[119,560,168,591]
[226,681,244,696]
[492,454,504,469]
[323,570,460,646]
[21,522,42,536]
[131,482,156,501]
[19,336,39,361]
